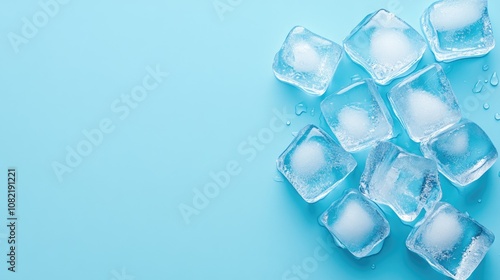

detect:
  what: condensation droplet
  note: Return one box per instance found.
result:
[295,103,307,116]
[478,199,482,203]
[473,80,484,93]
[371,264,376,270]
[483,103,490,110]
[483,64,489,71]
[491,72,498,86]
[495,113,500,121]
[351,74,362,82]
[273,175,284,182]
[286,120,291,126]
[310,108,315,117]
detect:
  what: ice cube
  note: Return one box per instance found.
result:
[421,120,498,186]
[320,190,390,258]
[273,26,343,95]
[388,64,462,142]
[276,125,357,203]
[421,0,495,62]
[320,79,394,152]
[344,9,427,85]
[360,142,442,223]
[406,202,495,280]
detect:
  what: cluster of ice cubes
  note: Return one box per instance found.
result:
[274,1,497,279]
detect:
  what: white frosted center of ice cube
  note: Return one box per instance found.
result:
[422,211,463,251]
[338,106,371,139]
[430,0,485,31]
[370,29,413,66]
[407,90,451,128]
[333,201,375,246]
[444,130,469,155]
[291,42,321,73]
[291,141,326,176]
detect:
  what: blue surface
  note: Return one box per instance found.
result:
[0,1,499,279]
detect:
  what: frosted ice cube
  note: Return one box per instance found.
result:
[344,9,427,85]
[273,26,343,95]
[406,202,495,280]
[388,64,462,142]
[421,0,495,62]
[360,142,442,222]
[421,120,498,186]
[276,125,357,203]
[320,79,394,152]
[320,190,390,258]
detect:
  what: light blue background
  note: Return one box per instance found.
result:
[0,0,499,279]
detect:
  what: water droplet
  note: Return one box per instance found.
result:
[490,72,498,86]
[473,80,484,93]
[286,120,291,126]
[351,74,362,82]
[310,108,315,117]
[478,199,482,203]
[483,103,490,110]
[483,64,489,71]
[295,103,307,116]
[371,264,376,270]
[485,79,489,83]
[495,113,500,121]
[273,175,284,182]
[291,131,298,137]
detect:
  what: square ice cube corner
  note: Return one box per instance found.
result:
[276,125,356,203]
[344,9,427,85]
[421,120,498,186]
[360,142,442,223]
[421,0,495,62]
[272,26,343,96]
[320,79,394,152]
[406,202,495,280]
[320,190,390,258]
[388,63,462,143]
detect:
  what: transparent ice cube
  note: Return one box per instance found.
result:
[388,64,462,143]
[276,125,357,203]
[421,120,498,186]
[344,9,427,85]
[320,190,390,258]
[320,79,394,152]
[406,202,495,279]
[360,142,442,223]
[421,0,495,62]
[272,26,343,95]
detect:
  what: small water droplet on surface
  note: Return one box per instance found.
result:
[295,103,307,116]
[371,264,376,270]
[286,120,291,126]
[495,113,500,121]
[351,74,362,82]
[473,80,484,93]
[490,72,498,86]
[485,79,489,83]
[273,175,284,182]
[483,64,489,71]
[483,103,490,110]
[310,108,315,117]
[478,199,482,203]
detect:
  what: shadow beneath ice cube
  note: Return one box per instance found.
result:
[442,171,490,213]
